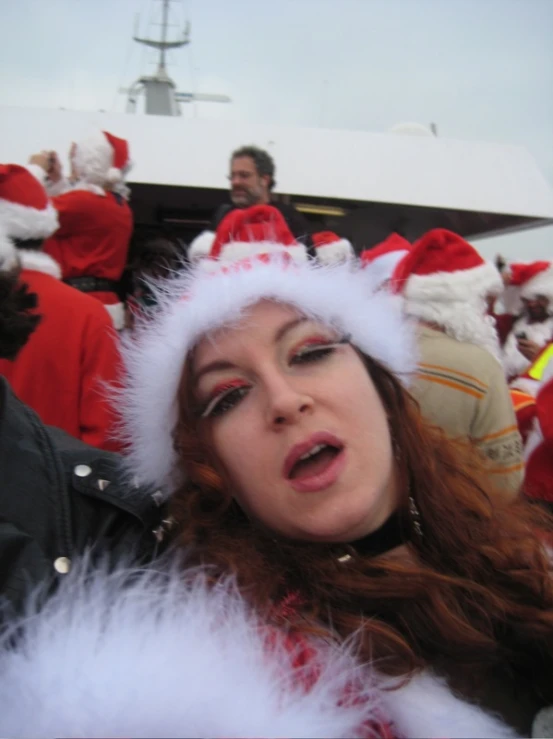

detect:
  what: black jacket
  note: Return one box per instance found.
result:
[0,378,165,620]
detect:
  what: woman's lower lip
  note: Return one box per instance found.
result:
[288,449,347,493]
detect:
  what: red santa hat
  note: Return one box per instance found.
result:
[117,205,416,494]
[392,229,502,301]
[0,163,58,242]
[360,234,411,287]
[391,228,502,359]
[73,130,131,189]
[508,261,553,303]
[205,204,308,265]
[311,231,354,264]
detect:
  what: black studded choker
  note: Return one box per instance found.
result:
[336,510,406,562]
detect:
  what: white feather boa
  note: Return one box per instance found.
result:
[0,562,517,738]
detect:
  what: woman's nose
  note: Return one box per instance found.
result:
[266,378,314,427]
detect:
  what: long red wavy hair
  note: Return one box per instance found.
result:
[171,350,553,706]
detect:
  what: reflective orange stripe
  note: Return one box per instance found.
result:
[416,373,484,399]
[476,425,518,443]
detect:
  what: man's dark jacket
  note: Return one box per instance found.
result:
[0,378,165,621]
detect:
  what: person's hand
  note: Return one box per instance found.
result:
[28,151,50,172]
[517,338,541,361]
[46,151,63,183]
[28,151,63,182]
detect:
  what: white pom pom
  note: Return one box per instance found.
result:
[188,230,215,262]
[315,238,354,265]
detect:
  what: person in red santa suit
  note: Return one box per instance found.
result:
[0,163,122,452]
[519,345,553,512]
[497,260,553,384]
[28,130,133,331]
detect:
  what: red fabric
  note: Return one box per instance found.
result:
[360,233,410,266]
[263,627,395,738]
[102,131,129,170]
[0,270,122,451]
[525,376,553,502]
[509,389,536,444]
[210,204,298,258]
[509,261,550,286]
[493,313,516,346]
[0,163,49,210]
[43,189,132,298]
[311,231,343,248]
[392,228,484,289]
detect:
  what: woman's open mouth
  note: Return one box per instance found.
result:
[284,433,346,493]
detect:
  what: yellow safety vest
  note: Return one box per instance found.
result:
[528,343,553,381]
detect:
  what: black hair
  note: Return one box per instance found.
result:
[231,146,276,190]
[0,271,41,360]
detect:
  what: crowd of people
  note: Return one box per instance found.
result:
[0,132,552,737]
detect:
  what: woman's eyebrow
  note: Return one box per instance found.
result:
[194,318,310,385]
[193,360,237,387]
[274,317,309,343]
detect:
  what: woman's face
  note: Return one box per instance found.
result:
[191,300,399,542]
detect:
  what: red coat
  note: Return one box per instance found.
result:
[43,188,132,306]
[0,253,122,451]
[525,369,553,503]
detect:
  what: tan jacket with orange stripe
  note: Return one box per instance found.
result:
[410,325,524,498]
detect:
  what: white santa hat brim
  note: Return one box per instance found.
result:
[209,240,308,268]
[315,238,354,265]
[365,250,408,287]
[0,186,58,241]
[117,255,417,495]
[520,267,553,303]
[0,560,382,738]
[403,261,503,303]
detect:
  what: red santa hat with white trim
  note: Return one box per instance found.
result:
[391,228,502,358]
[188,210,353,266]
[508,261,553,304]
[0,163,58,244]
[72,130,131,189]
[117,205,416,495]
[310,231,354,264]
[360,234,411,287]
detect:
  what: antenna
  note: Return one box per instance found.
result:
[123,0,231,116]
[133,0,190,76]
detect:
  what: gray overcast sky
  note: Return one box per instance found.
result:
[1,0,552,258]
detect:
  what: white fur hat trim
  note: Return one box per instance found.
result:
[0,197,58,241]
[520,266,553,302]
[404,260,503,303]
[315,238,355,265]
[118,255,417,495]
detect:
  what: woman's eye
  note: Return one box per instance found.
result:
[290,344,337,365]
[201,386,249,419]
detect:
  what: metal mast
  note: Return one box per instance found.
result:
[123,0,231,116]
